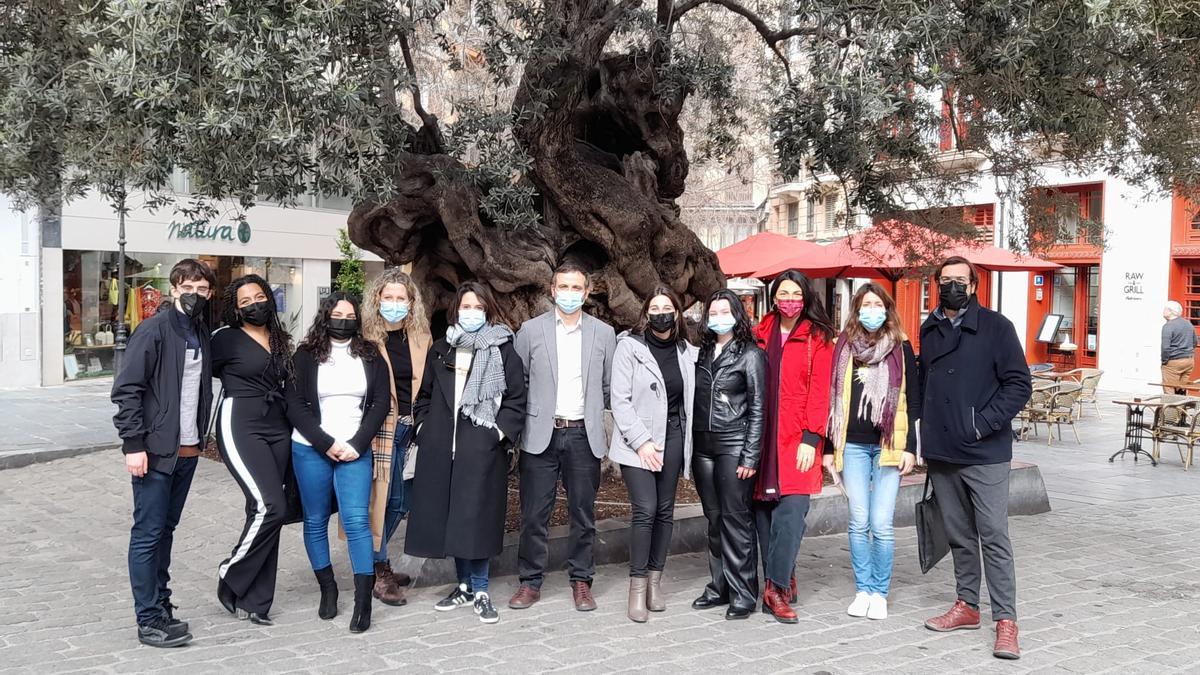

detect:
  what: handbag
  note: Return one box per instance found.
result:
[915,473,950,574]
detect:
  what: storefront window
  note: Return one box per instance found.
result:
[1051,268,1077,344]
[63,251,304,380]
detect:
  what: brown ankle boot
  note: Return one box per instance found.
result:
[372,562,407,607]
[627,577,649,623]
[647,571,666,612]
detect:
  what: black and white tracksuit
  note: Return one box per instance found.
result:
[212,327,292,615]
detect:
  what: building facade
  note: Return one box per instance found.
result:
[1,190,376,388]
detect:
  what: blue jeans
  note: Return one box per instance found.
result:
[455,557,490,593]
[128,457,198,626]
[842,442,901,597]
[292,441,374,576]
[375,423,413,563]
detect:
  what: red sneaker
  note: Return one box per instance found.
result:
[924,599,981,632]
[993,619,1020,660]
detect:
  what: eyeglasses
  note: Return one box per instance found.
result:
[938,277,970,286]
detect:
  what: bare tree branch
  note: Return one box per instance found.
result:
[668,0,819,78]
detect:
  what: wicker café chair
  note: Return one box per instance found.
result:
[1152,397,1200,470]
[1018,382,1060,440]
[1042,382,1084,445]
[1073,369,1104,418]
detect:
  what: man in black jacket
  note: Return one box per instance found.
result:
[918,257,1031,661]
[111,259,215,648]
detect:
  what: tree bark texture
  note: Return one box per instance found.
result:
[349,1,724,331]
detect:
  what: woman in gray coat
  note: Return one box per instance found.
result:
[609,287,697,623]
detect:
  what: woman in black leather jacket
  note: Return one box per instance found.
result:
[690,289,767,620]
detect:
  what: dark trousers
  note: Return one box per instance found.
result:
[692,432,758,610]
[377,423,413,563]
[128,457,198,626]
[928,459,1017,621]
[622,419,685,578]
[754,494,810,588]
[216,399,291,614]
[517,426,601,587]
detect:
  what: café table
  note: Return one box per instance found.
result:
[1110,398,1165,466]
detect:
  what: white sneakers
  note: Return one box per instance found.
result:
[848,592,888,620]
[847,592,871,617]
[867,594,888,620]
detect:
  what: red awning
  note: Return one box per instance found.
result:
[716,232,845,279]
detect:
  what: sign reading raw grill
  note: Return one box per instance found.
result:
[168,221,252,244]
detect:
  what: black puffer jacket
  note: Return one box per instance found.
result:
[693,338,767,468]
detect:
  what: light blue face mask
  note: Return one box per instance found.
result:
[858,306,887,332]
[380,301,409,323]
[458,308,487,333]
[707,314,737,335]
[555,290,584,314]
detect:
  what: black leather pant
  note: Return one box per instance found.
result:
[622,419,685,578]
[692,430,759,610]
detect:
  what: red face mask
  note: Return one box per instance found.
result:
[777,299,805,318]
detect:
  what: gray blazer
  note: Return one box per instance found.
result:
[608,331,697,479]
[514,310,617,458]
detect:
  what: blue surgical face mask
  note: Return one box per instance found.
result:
[707,314,737,335]
[380,301,409,323]
[858,306,887,332]
[457,308,487,333]
[555,290,584,315]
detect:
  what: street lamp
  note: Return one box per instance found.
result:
[112,194,128,375]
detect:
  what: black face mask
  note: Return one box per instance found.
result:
[239,301,273,327]
[178,293,208,320]
[647,311,676,334]
[938,280,971,312]
[328,318,359,340]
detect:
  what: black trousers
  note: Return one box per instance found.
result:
[216,398,291,614]
[692,431,759,610]
[128,457,198,626]
[622,419,685,578]
[517,426,602,587]
[754,494,811,589]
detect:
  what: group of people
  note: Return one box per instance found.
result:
[112,254,1032,661]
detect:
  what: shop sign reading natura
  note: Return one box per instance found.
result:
[168,221,252,245]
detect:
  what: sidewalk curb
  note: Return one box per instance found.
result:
[0,444,115,471]
[399,462,1052,588]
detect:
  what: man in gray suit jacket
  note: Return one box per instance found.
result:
[509,262,617,612]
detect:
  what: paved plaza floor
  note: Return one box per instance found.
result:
[1,390,1199,673]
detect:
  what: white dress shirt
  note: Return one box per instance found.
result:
[554,312,586,420]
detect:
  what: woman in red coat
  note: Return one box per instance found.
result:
[752,269,835,624]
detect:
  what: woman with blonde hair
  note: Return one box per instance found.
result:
[360,268,432,606]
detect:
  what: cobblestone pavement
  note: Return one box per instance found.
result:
[4,438,1200,674]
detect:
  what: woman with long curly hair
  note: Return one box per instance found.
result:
[359,268,432,605]
[212,274,295,626]
[752,269,835,624]
[286,292,391,633]
[690,289,767,620]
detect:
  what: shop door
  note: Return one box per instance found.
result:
[1045,265,1100,369]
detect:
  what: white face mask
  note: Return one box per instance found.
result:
[457,309,487,333]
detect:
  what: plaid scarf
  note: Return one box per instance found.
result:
[446,322,513,429]
[829,331,903,448]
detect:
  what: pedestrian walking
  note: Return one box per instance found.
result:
[919,256,1032,660]
[690,289,766,620]
[1161,300,1197,394]
[751,269,835,624]
[824,282,920,621]
[405,282,527,625]
[609,287,698,623]
[360,268,432,606]
[213,275,295,626]
[509,262,616,613]
[111,258,215,647]
[287,292,391,633]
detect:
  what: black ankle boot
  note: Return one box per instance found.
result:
[349,574,374,633]
[314,566,338,620]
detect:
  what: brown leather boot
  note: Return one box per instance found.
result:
[508,585,541,610]
[761,581,798,624]
[627,577,649,623]
[571,581,596,612]
[646,571,666,612]
[376,560,412,588]
[924,599,981,632]
[372,562,407,607]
